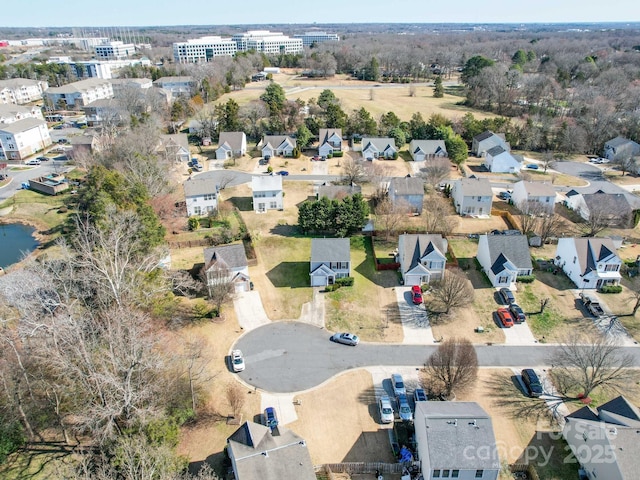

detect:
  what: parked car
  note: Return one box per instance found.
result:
[498,287,516,305]
[413,388,428,403]
[378,395,394,424]
[264,407,278,430]
[509,303,526,323]
[37,156,49,162]
[231,349,245,372]
[331,332,359,346]
[25,159,41,166]
[391,373,406,396]
[311,155,321,161]
[526,163,539,170]
[191,163,203,172]
[411,285,423,305]
[397,394,413,422]
[498,191,512,200]
[496,307,515,328]
[276,170,289,176]
[264,154,271,162]
[521,368,544,397]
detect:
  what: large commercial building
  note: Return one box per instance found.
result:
[294,31,339,47]
[232,30,303,54]
[173,36,238,64]
[95,41,135,60]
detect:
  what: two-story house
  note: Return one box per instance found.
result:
[565,190,636,228]
[451,177,493,216]
[554,237,622,290]
[202,243,250,293]
[409,139,448,161]
[483,146,522,173]
[310,238,351,287]
[477,234,533,288]
[472,131,509,157]
[318,128,343,157]
[183,178,219,216]
[252,174,283,213]
[361,137,397,160]
[511,180,557,214]
[397,234,448,286]
[388,176,425,214]
[603,136,640,162]
[216,132,247,160]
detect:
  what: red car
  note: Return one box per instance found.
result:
[496,307,514,328]
[411,285,423,305]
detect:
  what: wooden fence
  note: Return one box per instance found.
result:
[317,461,420,475]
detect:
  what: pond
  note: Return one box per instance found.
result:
[0,223,39,269]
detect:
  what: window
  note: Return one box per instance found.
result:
[605,264,619,272]
[193,206,201,215]
[452,471,459,478]
[433,471,440,478]
[442,470,450,478]
[498,275,509,284]
[269,201,277,209]
[573,256,577,264]
[475,470,484,478]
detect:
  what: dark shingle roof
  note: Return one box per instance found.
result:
[486,145,507,157]
[599,396,640,422]
[474,130,494,142]
[311,238,350,263]
[399,234,447,271]
[203,244,248,270]
[485,234,533,271]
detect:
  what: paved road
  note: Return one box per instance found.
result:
[235,322,640,393]
[0,160,71,203]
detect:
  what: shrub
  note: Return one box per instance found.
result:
[336,276,354,287]
[516,275,536,283]
[600,285,623,294]
[0,419,25,464]
[333,151,344,157]
[325,284,340,292]
[392,152,399,160]
[188,216,200,230]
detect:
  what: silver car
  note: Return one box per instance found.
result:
[331,332,359,346]
[231,349,245,372]
[391,373,406,396]
[378,395,394,424]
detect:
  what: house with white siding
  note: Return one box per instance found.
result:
[554,237,621,290]
[203,244,250,293]
[397,234,447,286]
[44,78,114,109]
[252,174,283,212]
[388,176,424,214]
[0,104,43,124]
[0,78,48,105]
[216,132,247,160]
[183,178,219,217]
[483,146,521,173]
[472,131,509,157]
[318,128,342,157]
[0,118,52,161]
[260,135,296,158]
[361,137,397,160]
[477,234,533,288]
[310,238,351,287]
[451,177,493,216]
[409,140,447,161]
[511,180,556,214]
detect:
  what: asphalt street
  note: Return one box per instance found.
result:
[234,322,640,393]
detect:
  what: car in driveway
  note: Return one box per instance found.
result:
[397,394,413,422]
[413,388,428,403]
[264,407,278,430]
[498,191,512,200]
[391,373,406,396]
[498,287,516,305]
[496,307,515,328]
[331,332,359,346]
[526,163,539,170]
[521,368,544,397]
[311,155,321,161]
[231,349,245,372]
[276,170,289,176]
[378,395,394,424]
[411,285,423,305]
[509,303,526,323]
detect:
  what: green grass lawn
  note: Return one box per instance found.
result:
[0,189,74,234]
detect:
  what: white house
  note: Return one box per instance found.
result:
[554,237,622,290]
[388,176,425,214]
[157,134,190,163]
[252,174,283,213]
[310,238,351,287]
[202,243,250,293]
[409,139,447,161]
[414,402,500,480]
[152,76,195,94]
[0,104,44,124]
[260,135,296,158]
[603,136,640,161]
[565,190,635,228]
[563,396,640,480]
[483,146,521,173]
[83,98,125,127]
[44,78,114,109]
[397,234,447,286]
[0,118,52,161]
[216,132,247,160]
[361,137,397,160]
[318,128,343,157]
[451,177,493,216]
[477,234,533,288]
[0,78,48,105]
[511,180,557,214]
[183,178,219,217]
[472,130,509,157]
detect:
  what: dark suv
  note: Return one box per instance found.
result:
[498,288,516,305]
[521,369,543,397]
[509,303,526,323]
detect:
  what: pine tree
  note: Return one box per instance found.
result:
[433,76,444,98]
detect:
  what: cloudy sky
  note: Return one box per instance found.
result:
[3,0,639,27]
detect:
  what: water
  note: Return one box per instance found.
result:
[0,223,39,269]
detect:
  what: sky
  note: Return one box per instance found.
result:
[3,0,640,27]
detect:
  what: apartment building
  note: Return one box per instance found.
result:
[43,78,114,109]
[95,41,135,60]
[173,36,238,63]
[0,104,44,124]
[0,78,49,105]
[0,117,52,161]
[294,31,339,47]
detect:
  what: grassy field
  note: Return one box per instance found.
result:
[0,189,73,236]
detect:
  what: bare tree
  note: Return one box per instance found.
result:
[342,156,365,184]
[375,197,409,241]
[421,337,478,399]
[423,194,457,236]
[551,333,637,400]
[428,268,474,314]
[628,278,640,317]
[199,265,235,316]
[536,211,563,244]
[226,382,246,418]
[420,158,452,189]
[541,151,554,173]
[615,155,637,176]
[581,196,630,236]
[364,161,392,204]
[181,336,214,414]
[517,200,546,235]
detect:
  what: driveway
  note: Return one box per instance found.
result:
[233,290,270,331]
[502,322,538,345]
[394,286,435,344]
[234,321,640,393]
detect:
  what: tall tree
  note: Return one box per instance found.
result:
[433,75,444,98]
[215,99,241,133]
[260,82,286,117]
[422,338,478,399]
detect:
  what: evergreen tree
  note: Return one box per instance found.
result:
[433,76,444,98]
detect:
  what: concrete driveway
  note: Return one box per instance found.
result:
[233,290,270,331]
[395,286,435,344]
[502,321,538,345]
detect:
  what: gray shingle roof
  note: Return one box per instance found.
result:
[0,117,46,134]
[318,128,342,144]
[362,137,396,152]
[311,238,350,263]
[606,136,633,148]
[203,244,248,270]
[45,78,111,94]
[389,176,424,196]
[262,135,296,150]
[485,234,533,271]
[456,177,493,197]
[411,139,447,155]
[518,180,556,197]
[183,178,218,197]
[218,132,245,151]
[0,78,43,89]
[399,234,447,272]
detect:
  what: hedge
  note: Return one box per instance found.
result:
[600,285,623,294]
[332,151,344,157]
[516,275,536,283]
[336,276,354,286]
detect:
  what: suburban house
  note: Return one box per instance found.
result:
[202,243,250,293]
[361,137,397,160]
[554,237,622,290]
[472,131,509,157]
[216,132,247,160]
[477,234,534,288]
[43,78,114,109]
[252,174,283,213]
[157,134,190,163]
[563,396,640,480]
[227,422,315,480]
[0,78,48,105]
[565,190,636,228]
[317,182,361,200]
[152,76,194,94]
[310,238,351,287]
[0,104,44,124]
[388,176,425,214]
[451,177,493,216]
[483,146,522,173]
[183,178,219,216]
[603,136,640,161]
[260,135,296,158]
[511,180,557,214]
[0,118,52,161]
[409,139,448,161]
[397,234,448,286]
[414,402,500,480]
[318,128,343,157]
[83,98,125,126]
[28,173,69,195]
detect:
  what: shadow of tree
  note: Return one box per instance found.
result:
[266,262,310,288]
[354,236,399,288]
[268,224,303,237]
[227,196,252,212]
[341,431,397,464]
